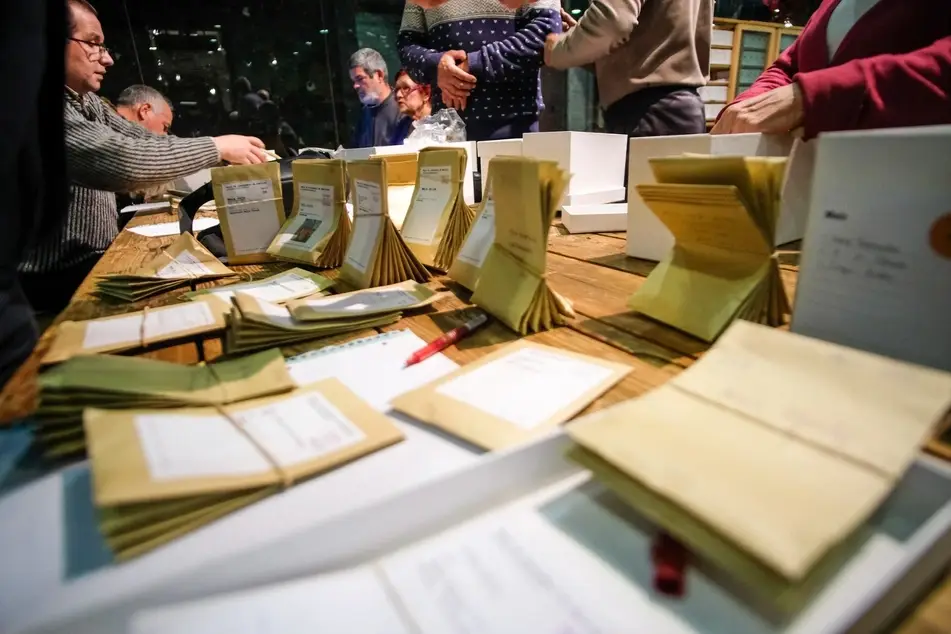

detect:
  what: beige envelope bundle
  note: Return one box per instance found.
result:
[94,232,234,302]
[371,152,419,229]
[469,157,574,334]
[42,297,230,365]
[34,348,294,459]
[184,268,334,305]
[449,164,497,291]
[211,162,286,264]
[400,146,475,271]
[631,154,791,342]
[568,321,951,613]
[85,379,404,560]
[266,159,352,268]
[223,293,401,355]
[337,159,432,290]
[393,340,630,451]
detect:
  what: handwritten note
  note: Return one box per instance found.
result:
[222,179,282,255]
[436,348,615,430]
[402,166,453,245]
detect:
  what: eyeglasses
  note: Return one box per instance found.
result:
[394,84,421,96]
[69,38,113,60]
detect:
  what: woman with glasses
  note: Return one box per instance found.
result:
[391,69,433,145]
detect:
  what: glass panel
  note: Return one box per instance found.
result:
[780,32,799,53]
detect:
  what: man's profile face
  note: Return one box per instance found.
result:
[350,66,386,106]
[66,6,114,94]
[138,102,173,135]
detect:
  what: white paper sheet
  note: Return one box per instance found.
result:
[402,166,452,245]
[456,194,495,267]
[436,348,615,430]
[249,297,297,328]
[381,510,638,634]
[130,567,411,634]
[300,288,420,314]
[354,180,382,217]
[221,179,283,256]
[287,330,458,413]
[120,201,172,216]
[208,272,322,304]
[235,393,367,468]
[135,414,272,480]
[126,217,219,238]
[80,302,215,350]
[154,251,216,279]
[345,213,384,274]
[388,185,417,230]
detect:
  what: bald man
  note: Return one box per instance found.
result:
[115,84,173,135]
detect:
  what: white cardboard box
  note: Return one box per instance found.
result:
[522,131,628,206]
[626,133,799,261]
[562,203,628,234]
[476,138,523,194]
[791,125,951,373]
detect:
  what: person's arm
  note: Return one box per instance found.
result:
[65,112,220,193]
[796,35,951,137]
[729,42,800,106]
[466,0,562,80]
[398,3,441,83]
[545,0,644,69]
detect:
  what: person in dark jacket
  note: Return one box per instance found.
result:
[1,0,68,388]
[349,48,404,148]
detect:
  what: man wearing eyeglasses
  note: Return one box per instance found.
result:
[17,0,270,315]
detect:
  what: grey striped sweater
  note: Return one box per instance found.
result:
[18,89,221,274]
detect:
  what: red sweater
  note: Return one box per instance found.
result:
[727,0,951,139]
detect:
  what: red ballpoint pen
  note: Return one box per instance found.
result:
[404,312,489,367]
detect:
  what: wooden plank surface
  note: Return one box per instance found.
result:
[0,209,949,633]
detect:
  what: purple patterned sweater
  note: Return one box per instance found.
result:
[398,0,561,133]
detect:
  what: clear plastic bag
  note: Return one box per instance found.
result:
[405,108,467,147]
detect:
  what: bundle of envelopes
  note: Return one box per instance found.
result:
[567,320,951,613]
[449,166,496,291]
[34,348,295,458]
[266,159,352,268]
[337,159,432,290]
[85,379,404,559]
[371,152,419,229]
[93,232,234,302]
[185,268,334,305]
[43,297,230,365]
[225,280,440,354]
[631,154,791,342]
[211,162,287,264]
[400,147,476,271]
[470,156,574,334]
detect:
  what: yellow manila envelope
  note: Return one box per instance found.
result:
[42,297,230,365]
[392,340,631,450]
[266,159,351,268]
[94,232,235,302]
[211,162,286,264]
[338,159,431,290]
[630,155,790,342]
[400,147,474,271]
[470,157,574,334]
[567,320,951,611]
[448,166,496,291]
[371,153,419,229]
[84,379,405,559]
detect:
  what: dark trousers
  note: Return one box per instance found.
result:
[466,115,539,142]
[603,86,706,138]
[19,257,99,315]
[0,280,39,390]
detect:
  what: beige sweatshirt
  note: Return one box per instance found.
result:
[547,0,713,109]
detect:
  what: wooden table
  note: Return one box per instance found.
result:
[1,211,948,633]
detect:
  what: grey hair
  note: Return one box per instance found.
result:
[349,48,388,79]
[116,84,173,113]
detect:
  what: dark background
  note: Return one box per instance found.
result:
[91,0,821,146]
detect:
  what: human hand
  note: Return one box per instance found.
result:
[213,135,269,164]
[560,8,577,30]
[710,84,804,135]
[438,50,476,111]
[544,33,560,67]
